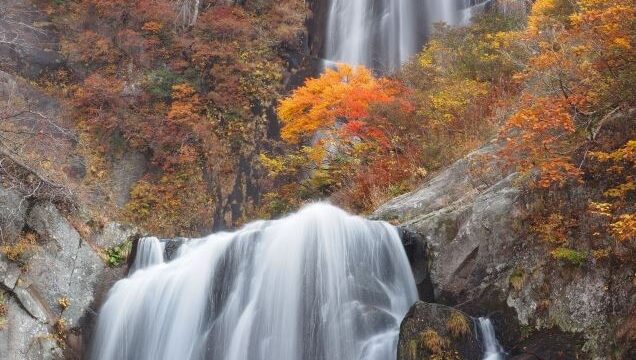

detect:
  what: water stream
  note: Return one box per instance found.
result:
[478,317,506,360]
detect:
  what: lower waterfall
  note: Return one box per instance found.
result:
[478,317,505,360]
[90,203,418,360]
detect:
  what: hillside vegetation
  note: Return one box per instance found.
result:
[262,0,635,268]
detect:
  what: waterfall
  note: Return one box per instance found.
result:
[129,237,164,273]
[323,0,492,70]
[478,317,505,360]
[90,203,418,360]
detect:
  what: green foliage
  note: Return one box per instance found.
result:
[143,68,183,100]
[104,241,132,267]
[551,247,587,266]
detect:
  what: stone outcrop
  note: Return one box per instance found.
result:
[375,145,634,359]
[0,185,139,359]
[0,0,64,79]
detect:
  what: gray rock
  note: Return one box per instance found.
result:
[374,145,520,304]
[0,200,115,359]
[94,222,137,249]
[27,202,80,254]
[374,143,627,358]
[0,185,27,245]
[12,282,50,323]
[26,336,64,360]
[0,0,63,79]
[24,202,105,328]
[0,253,21,289]
[0,295,49,360]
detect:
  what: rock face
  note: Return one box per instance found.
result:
[0,184,138,360]
[0,185,27,245]
[0,0,64,79]
[397,301,481,360]
[374,145,634,359]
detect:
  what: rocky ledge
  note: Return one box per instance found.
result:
[374,145,634,359]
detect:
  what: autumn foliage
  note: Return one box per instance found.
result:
[278,65,401,144]
[47,0,308,235]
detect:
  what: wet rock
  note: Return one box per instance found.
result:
[509,328,585,360]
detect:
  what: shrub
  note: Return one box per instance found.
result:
[0,291,7,328]
[446,312,470,338]
[0,232,38,266]
[144,68,183,100]
[420,329,446,354]
[104,241,132,267]
[58,297,70,311]
[509,268,525,291]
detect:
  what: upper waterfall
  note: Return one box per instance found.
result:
[323,0,492,70]
[90,203,418,360]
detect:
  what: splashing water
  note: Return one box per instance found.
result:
[478,317,506,360]
[90,203,418,360]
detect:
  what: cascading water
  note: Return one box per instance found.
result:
[128,236,164,273]
[90,203,418,360]
[478,317,506,360]
[325,0,421,70]
[324,0,492,70]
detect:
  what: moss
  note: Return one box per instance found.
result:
[408,339,418,360]
[551,247,587,266]
[509,268,525,291]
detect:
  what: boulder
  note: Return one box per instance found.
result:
[397,301,481,360]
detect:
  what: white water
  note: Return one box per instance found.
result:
[128,236,164,273]
[90,203,418,360]
[324,0,492,70]
[478,317,505,360]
